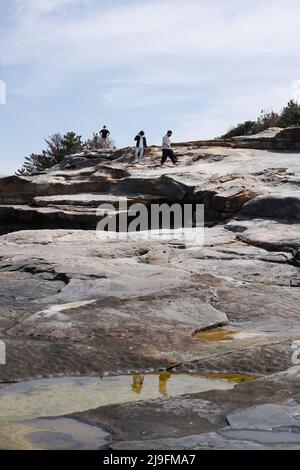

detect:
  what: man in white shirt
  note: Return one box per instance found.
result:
[161,130,177,165]
[134,131,147,163]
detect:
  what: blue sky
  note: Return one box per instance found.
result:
[0,0,300,174]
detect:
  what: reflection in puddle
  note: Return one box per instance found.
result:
[159,372,172,398]
[0,372,258,450]
[193,327,267,342]
[131,372,172,398]
[131,375,144,394]
[0,373,245,420]
[198,373,260,384]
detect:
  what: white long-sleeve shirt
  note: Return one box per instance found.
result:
[162,135,171,150]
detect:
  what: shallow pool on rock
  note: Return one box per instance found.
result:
[0,417,110,450]
[0,372,257,450]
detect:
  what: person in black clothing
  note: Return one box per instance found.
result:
[134,131,147,163]
[100,126,110,147]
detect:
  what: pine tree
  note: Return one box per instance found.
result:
[16,152,54,176]
[16,132,85,175]
[278,100,300,127]
[222,99,300,138]
[221,121,257,138]
[61,132,84,159]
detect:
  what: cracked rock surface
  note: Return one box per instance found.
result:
[0,127,299,449]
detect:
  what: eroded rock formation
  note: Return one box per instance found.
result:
[0,127,299,449]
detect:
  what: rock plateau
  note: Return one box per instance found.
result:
[0,126,299,450]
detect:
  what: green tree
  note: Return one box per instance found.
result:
[61,132,84,159]
[16,152,53,176]
[221,100,300,138]
[45,132,84,163]
[256,109,280,132]
[221,121,257,139]
[16,132,85,175]
[44,133,65,163]
[278,100,300,127]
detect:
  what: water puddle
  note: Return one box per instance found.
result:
[0,417,110,450]
[192,327,265,342]
[0,373,245,420]
[197,373,260,384]
[220,428,300,444]
[0,372,257,450]
[193,327,236,341]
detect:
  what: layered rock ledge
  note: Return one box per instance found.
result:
[0,127,299,449]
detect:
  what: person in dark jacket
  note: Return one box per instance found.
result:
[134,131,147,163]
[100,125,110,147]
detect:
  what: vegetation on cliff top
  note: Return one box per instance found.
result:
[16,131,115,176]
[221,100,300,138]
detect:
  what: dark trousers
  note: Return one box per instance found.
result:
[161,149,177,164]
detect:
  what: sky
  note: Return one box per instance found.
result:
[1,0,300,175]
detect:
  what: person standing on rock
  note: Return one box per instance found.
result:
[134,131,147,164]
[161,130,177,165]
[100,125,110,147]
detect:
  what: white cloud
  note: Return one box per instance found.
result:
[14,0,86,14]
[3,0,300,69]
[1,0,300,157]
[2,0,298,108]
